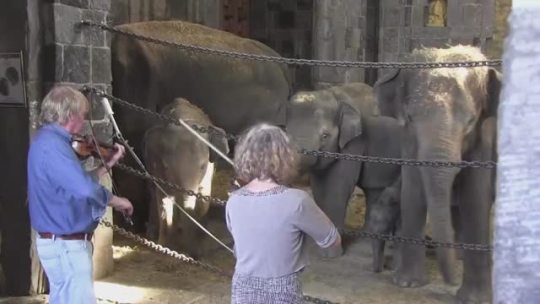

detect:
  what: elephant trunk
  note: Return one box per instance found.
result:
[418,133,461,285]
[289,137,318,171]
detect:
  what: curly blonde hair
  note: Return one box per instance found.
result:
[234,123,298,185]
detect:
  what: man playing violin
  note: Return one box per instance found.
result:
[27,86,133,304]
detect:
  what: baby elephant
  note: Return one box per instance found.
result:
[143,98,229,258]
[365,177,401,273]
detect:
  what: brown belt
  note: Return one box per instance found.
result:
[38,232,93,240]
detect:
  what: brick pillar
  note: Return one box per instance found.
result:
[42,0,114,280]
[312,0,367,89]
[494,1,540,302]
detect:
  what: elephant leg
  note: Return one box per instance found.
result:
[146,183,160,240]
[158,193,176,249]
[451,203,463,260]
[371,239,385,273]
[311,156,362,258]
[393,165,428,288]
[456,119,495,304]
[363,188,383,230]
[180,213,201,258]
[363,188,385,272]
[391,216,402,271]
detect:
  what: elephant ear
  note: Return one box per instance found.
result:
[374,69,404,121]
[208,126,230,163]
[484,68,502,117]
[337,101,363,150]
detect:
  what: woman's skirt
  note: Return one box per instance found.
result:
[231,272,304,304]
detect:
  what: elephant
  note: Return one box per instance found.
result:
[374,45,501,303]
[365,176,401,273]
[111,20,290,231]
[143,98,229,257]
[285,82,402,259]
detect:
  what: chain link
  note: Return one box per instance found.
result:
[99,219,231,276]
[300,149,497,169]
[80,21,501,69]
[303,295,340,304]
[342,230,492,252]
[96,297,119,304]
[116,161,493,251]
[115,162,227,206]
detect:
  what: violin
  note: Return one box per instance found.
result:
[71,134,118,160]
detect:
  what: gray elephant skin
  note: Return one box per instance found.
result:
[374,45,500,303]
[111,20,290,231]
[366,176,401,273]
[143,98,229,257]
[285,82,402,259]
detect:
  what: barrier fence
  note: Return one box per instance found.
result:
[78,20,499,304]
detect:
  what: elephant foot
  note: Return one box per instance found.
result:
[372,262,383,273]
[319,245,343,259]
[392,272,427,288]
[456,285,492,304]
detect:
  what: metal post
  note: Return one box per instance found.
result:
[494,0,540,302]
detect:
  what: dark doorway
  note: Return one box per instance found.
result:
[0,0,31,296]
[365,0,380,86]
[250,0,314,91]
[223,0,250,37]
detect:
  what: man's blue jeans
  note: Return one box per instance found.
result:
[36,237,96,304]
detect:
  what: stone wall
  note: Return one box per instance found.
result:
[41,0,114,280]
[487,0,512,60]
[110,0,221,27]
[494,1,540,302]
[379,0,496,62]
[312,0,368,89]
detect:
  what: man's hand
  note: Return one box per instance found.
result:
[107,143,126,168]
[109,195,134,217]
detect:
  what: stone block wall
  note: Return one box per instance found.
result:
[249,0,314,90]
[41,0,114,280]
[379,0,496,63]
[110,0,221,28]
[312,0,368,89]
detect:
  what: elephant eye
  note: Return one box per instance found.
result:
[321,132,330,139]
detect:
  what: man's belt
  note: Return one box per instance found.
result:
[38,232,93,240]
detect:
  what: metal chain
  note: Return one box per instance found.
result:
[88,88,496,169]
[96,297,120,304]
[300,149,497,169]
[80,21,501,69]
[99,219,231,277]
[303,295,340,304]
[117,161,493,251]
[342,230,492,252]
[115,162,227,206]
[85,88,238,141]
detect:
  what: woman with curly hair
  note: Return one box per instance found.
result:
[226,123,341,304]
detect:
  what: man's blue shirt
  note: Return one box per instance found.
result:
[27,123,112,234]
